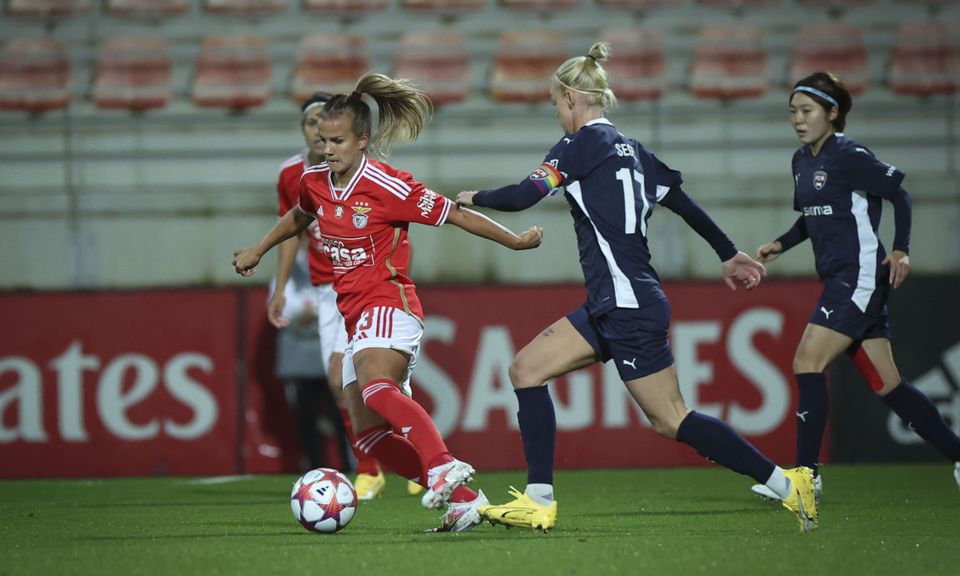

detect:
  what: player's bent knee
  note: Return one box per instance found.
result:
[649,417,679,440]
[508,356,544,389]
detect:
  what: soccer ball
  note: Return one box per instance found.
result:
[290,468,358,533]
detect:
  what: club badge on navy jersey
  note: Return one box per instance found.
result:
[335,205,344,219]
[813,170,828,190]
[351,202,371,229]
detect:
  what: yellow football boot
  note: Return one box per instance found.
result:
[354,470,386,501]
[781,466,818,533]
[478,486,557,532]
[407,480,424,495]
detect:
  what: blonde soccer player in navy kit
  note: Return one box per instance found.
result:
[750,72,960,501]
[457,43,819,533]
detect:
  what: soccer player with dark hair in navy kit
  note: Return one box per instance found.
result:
[457,42,819,533]
[750,72,960,501]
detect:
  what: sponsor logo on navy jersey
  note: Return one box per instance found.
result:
[803,205,834,216]
[813,170,828,190]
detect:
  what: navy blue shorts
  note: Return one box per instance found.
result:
[808,278,891,341]
[566,299,675,381]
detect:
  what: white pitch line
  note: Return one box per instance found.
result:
[189,475,255,485]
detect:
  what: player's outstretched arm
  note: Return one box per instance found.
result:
[234,207,313,277]
[445,204,543,250]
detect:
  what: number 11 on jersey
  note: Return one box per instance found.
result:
[615,167,650,236]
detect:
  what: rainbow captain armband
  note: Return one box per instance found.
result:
[528,163,563,195]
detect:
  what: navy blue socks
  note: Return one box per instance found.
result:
[516,386,557,485]
[883,381,960,462]
[676,410,776,484]
[795,372,829,474]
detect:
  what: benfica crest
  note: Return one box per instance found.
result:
[352,203,372,228]
[813,170,828,190]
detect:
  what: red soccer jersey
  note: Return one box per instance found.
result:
[297,155,454,336]
[277,150,334,285]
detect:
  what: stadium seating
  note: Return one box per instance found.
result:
[500,0,581,10]
[897,0,958,6]
[291,33,369,104]
[889,22,959,96]
[203,0,288,14]
[302,0,387,12]
[0,37,71,113]
[92,37,172,112]
[601,28,666,101]
[402,0,485,12]
[5,0,89,17]
[795,0,876,8]
[690,26,768,99]
[596,0,681,10]
[490,31,567,103]
[193,36,273,111]
[696,0,776,8]
[104,0,190,17]
[394,31,471,106]
[789,24,869,95]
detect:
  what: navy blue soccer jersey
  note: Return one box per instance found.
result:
[531,118,682,316]
[791,133,905,310]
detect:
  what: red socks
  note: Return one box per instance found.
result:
[339,405,382,476]
[361,378,451,466]
[354,425,424,484]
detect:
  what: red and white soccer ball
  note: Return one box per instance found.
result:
[290,468,358,534]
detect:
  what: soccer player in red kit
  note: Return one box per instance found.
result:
[234,72,543,532]
[270,91,400,500]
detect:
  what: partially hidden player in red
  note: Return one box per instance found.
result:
[234,72,543,532]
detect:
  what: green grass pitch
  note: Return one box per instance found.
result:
[2,464,958,576]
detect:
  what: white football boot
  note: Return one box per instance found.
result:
[421,459,476,509]
[428,490,489,533]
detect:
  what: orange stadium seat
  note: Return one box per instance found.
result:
[795,0,875,7]
[490,31,566,103]
[500,0,581,8]
[0,37,71,113]
[789,24,869,95]
[193,36,272,111]
[302,0,386,12]
[203,0,288,14]
[889,22,959,97]
[596,0,681,10]
[402,0,485,11]
[690,26,768,99]
[291,34,368,104]
[92,37,172,112]
[105,0,190,17]
[696,0,776,7]
[5,0,89,17]
[601,28,666,101]
[394,31,470,106]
